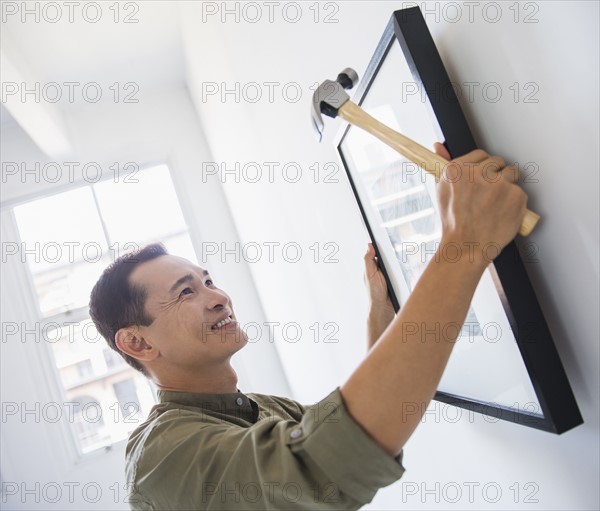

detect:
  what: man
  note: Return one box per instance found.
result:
[89,143,526,510]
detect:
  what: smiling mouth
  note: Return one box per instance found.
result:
[211,315,233,330]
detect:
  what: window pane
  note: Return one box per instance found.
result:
[93,164,187,244]
[13,187,107,273]
[13,187,110,317]
[31,257,110,317]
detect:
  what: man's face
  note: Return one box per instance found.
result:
[128,255,248,371]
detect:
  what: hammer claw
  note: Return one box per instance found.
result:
[311,68,358,141]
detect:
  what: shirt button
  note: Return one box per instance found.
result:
[290,428,302,439]
[235,397,244,406]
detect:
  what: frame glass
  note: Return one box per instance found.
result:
[336,7,582,433]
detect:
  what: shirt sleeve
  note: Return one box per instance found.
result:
[130,387,405,511]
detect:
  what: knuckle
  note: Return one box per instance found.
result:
[510,185,527,205]
[472,149,488,160]
[454,149,486,164]
[518,187,528,205]
[514,166,521,182]
[503,164,518,182]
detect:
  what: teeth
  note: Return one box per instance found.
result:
[212,316,232,330]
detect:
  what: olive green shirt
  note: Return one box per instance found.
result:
[125,387,405,510]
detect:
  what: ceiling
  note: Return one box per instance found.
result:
[1,1,185,116]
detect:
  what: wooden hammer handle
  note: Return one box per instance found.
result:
[338,101,540,237]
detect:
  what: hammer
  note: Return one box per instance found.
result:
[311,68,540,237]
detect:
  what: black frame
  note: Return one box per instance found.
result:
[336,7,582,434]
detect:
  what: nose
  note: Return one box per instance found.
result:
[205,286,230,311]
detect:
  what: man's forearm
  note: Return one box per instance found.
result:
[341,242,487,457]
[343,144,527,458]
[367,307,395,350]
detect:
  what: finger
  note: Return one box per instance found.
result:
[479,156,506,182]
[433,142,451,161]
[442,149,489,183]
[481,156,506,172]
[453,148,489,165]
[364,244,379,279]
[508,187,529,230]
[500,164,520,184]
[365,243,376,259]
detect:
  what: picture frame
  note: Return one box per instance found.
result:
[335,7,583,433]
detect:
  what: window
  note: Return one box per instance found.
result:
[75,359,94,379]
[103,348,124,370]
[113,378,142,422]
[12,164,197,455]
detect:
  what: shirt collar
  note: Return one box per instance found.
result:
[156,389,259,422]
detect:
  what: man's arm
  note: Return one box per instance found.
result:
[341,144,527,457]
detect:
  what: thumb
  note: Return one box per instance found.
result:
[434,142,451,161]
[364,243,379,279]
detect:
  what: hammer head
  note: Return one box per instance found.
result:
[311,68,359,141]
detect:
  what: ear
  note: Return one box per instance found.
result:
[115,327,159,364]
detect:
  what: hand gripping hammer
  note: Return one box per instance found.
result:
[311,68,540,237]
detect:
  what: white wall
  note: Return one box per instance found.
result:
[180,1,599,509]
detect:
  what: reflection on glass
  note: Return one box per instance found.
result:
[363,159,483,339]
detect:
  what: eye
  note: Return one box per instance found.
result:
[205,279,214,287]
[179,287,193,298]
